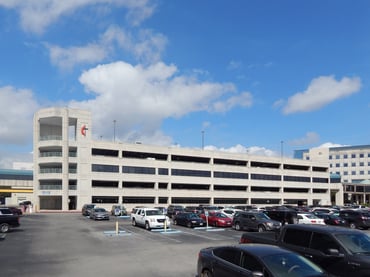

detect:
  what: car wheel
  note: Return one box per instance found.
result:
[349,222,357,229]
[0,223,9,233]
[234,222,241,231]
[187,222,192,228]
[201,269,213,277]
[132,219,136,226]
[145,221,151,231]
[258,225,266,232]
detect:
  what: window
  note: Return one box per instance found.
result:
[241,252,263,272]
[214,171,248,179]
[352,171,356,175]
[351,154,356,158]
[343,163,348,167]
[214,247,241,266]
[171,169,211,177]
[122,166,155,175]
[360,153,364,158]
[335,155,340,159]
[343,154,348,159]
[283,229,311,247]
[335,163,340,167]
[91,164,119,173]
[310,232,340,253]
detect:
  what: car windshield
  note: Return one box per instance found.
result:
[262,252,324,277]
[146,210,162,216]
[94,208,106,212]
[336,233,370,254]
[302,214,318,219]
[255,213,270,220]
[214,213,228,218]
[188,213,199,219]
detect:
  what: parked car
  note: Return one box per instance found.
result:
[111,205,127,216]
[184,206,203,214]
[82,204,96,216]
[166,205,185,218]
[200,211,232,227]
[2,206,23,216]
[314,212,348,227]
[220,208,243,218]
[154,206,167,215]
[197,244,328,277]
[311,207,339,214]
[0,207,20,233]
[240,224,370,277]
[173,212,205,228]
[339,209,370,229]
[297,213,326,225]
[232,211,281,232]
[89,207,110,220]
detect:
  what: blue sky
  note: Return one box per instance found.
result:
[0,0,369,168]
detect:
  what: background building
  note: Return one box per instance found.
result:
[298,145,370,205]
[31,107,342,212]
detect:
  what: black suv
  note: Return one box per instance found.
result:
[232,211,281,232]
[167,205,185,218]
[339,209,370,229]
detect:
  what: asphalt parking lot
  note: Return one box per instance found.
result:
[1,213,241,277]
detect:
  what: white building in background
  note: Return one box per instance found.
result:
[298,145,370,205]
[32,107,343,212]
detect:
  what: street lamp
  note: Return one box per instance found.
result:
[113,120,116,142]
[201,130,205,150]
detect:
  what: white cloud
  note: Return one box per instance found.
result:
[289,132,320,146]
[315,142,346,148]
[205,144,278,157]
[69,61,250,143]
[48,43,108,70]
[282,75,361,114]
[0,0,155,34]
[211,91,253,113]
[46,25,167,69]
[0,86,39,144]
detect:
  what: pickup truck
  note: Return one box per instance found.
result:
[0,207,20,233]
[240,224,370,277]
[131,207,170,230]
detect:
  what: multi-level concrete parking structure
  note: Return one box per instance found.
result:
[33,107,343,212]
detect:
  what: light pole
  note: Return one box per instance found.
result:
[280,140,284,158]
[113,120,116,142]
[201,130,205,150]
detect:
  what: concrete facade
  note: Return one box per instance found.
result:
[30,107,343,212]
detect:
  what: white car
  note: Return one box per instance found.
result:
[297,213,326,225]
[220,208,244,218]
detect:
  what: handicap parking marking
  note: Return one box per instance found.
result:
[103,230,132,237]
[150,228,182,234]
[194,226,225,232]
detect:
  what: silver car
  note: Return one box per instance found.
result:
[90,208,110,220]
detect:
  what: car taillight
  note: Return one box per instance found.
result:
[310,220,316,223]
[334,219,339,224]
[240,237,253,244]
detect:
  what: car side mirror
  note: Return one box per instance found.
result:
[252,271,264,277]
[325,248,344,258]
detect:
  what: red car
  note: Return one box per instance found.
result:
[201,211,232,227]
